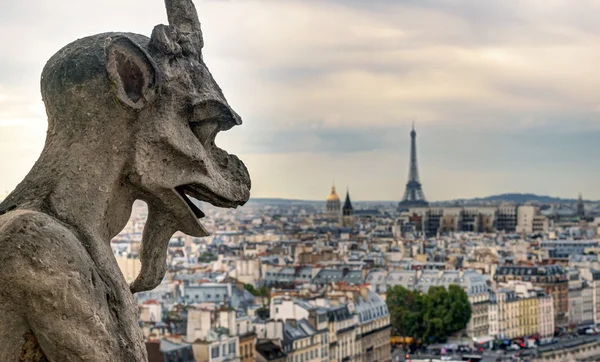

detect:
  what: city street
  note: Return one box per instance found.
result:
[391,334,600,362]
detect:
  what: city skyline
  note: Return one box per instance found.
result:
[2,0,600,201]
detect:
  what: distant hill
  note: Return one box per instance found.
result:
[248,193,589,206]
[441,193,580,205]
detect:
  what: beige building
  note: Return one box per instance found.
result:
[186,308,247,362]
[326,305,356,362]
[492,282,554,341]
[495,265,569,328]
[354,288,392,362]
[407,205,522,235]
[467,292,490,338]
[579,268,600,326]
[269,287,391,362]
[516,206,549,234]
[516,289,539,338]
[491,288,520,339]
[255,319,324,362]
[115,253,141,283]
[538,291,555,341]
[230,257,262,286]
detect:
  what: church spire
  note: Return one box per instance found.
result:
[577,192,585,218]
[343,188,353,215]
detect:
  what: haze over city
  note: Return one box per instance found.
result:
[1,0,599,201]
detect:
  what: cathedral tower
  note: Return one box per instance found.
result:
[342,188,355,228]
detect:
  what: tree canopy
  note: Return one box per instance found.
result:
[386,284,471,344]
[197,252,217,263]
[243,284,270,298]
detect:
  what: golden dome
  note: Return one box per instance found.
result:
[327,185,340,201]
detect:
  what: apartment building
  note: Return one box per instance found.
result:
[495,265,568,328]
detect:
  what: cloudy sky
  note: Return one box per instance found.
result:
[1,0,599,201]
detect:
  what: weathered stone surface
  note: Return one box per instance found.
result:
[0,0,251,360]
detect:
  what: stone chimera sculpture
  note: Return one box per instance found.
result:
[0,0,251,360]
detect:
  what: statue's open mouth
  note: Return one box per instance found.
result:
[175,186,206,218]
[175,182,246,220]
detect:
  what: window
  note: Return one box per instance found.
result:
[229,342,236,355]
[211,346,219,358]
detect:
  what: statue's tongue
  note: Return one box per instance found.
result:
[130,206,178,294]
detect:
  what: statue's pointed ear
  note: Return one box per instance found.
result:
[105,36,157,109]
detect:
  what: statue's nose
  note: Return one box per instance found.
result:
[192,99,242,131]
[230,108,242,126]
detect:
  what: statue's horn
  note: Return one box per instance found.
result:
[165,0,202,34]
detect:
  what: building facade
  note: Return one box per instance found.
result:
[538,291,555,342]
[494,288,520,339]
[354,289,392,362]
[327,306,357,362]
[495,265,568,328]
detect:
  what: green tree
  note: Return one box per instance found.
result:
[447,284,472,333]
[197,252,217,263]
[386,284,472,344]
[244,283,259,295]
[244,284,270,298]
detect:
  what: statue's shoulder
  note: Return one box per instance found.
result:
[0,209,86,276]
[0,209,76,241]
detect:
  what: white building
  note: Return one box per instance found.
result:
[516,205,549,234]
[579,268,600,326]
[186,308,241,362]
[139,301,162,323]
[538,291,555,342]
[488,292,498,338]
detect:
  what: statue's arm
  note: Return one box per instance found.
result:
[2,211,139,361]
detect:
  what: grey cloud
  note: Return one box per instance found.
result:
[223,123,405,154]
[2,0,600,199]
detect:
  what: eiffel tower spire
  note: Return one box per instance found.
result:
[399,124,428,211]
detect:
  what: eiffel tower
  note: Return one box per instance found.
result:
[398,123,429,211]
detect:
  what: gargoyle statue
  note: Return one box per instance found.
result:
[0,0,251,360]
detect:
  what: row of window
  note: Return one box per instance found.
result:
[186,293,226,300]
[210,342,236,359]
[289,348,320,362]
[242,343,254,359]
